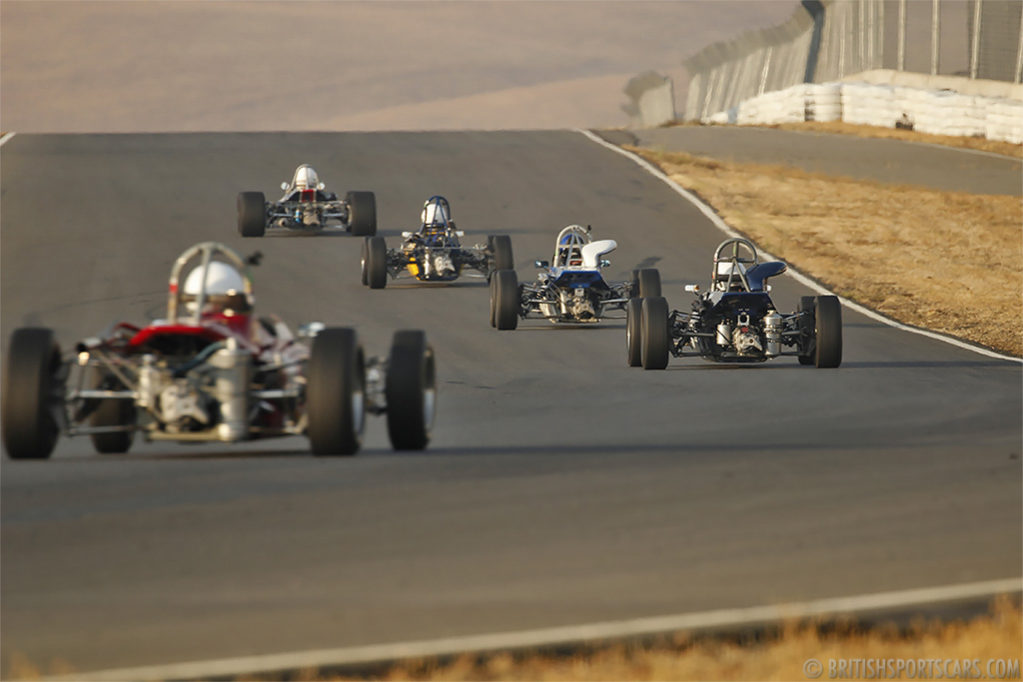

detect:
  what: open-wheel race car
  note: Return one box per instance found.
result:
[627,237,842,369]
[237,164,377,237]
[1,242,436,460]
[360,196,513,288]
[490,224,661,330]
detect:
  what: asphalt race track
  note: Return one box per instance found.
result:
[2,132,1020,676]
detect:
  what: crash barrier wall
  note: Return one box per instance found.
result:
[622,71,676,128]
[704,80,1023,143]
[683,0,1023,123]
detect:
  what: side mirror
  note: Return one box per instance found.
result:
[281,182,288,190]
[535,260,549,268]
[317,182,325,190]
[401,231,412,239]
[600,259,611,268]
[297,322,326,339]
[684,284,700,293]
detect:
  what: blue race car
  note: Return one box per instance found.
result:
[490,225,661,330]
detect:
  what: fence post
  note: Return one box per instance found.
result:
[1016,1,1023,83]
[897,0,906,71]
[970,0,982,79]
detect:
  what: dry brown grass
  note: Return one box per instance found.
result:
[625,146,1023,357]
[8,602,1019,681]
[671,120,1023,158]
[324,599,1021,681]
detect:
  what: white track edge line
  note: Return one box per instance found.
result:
[0,132,16,147]
[43,577,1022,682]
[578,128,1022,364]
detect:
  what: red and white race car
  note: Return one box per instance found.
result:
[1,242,434,459]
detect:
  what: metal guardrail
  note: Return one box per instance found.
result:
[682,0,1023,122]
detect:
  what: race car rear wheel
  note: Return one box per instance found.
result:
[2,328,62,460]
[386,330,435,451]
[307,328,365,456]
[814,295,843,368]
[365,236,388,289]
[237,191,266,237]
[488,235,514,278]
[493,270,520,330]
[626,298,643,367]
[640,297,670,370]
[90,373,136,455]
[635,268,662,298]
[347,191,377,236]
[797,296,816,365]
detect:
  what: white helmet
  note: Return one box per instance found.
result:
[420,196,451,227]
[183,261,251,315]
[292,164,320,191]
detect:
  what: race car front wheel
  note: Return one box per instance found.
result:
[90,372,136,454]
[626,298,643,367]
[365,237,388,289]
[386,331,435,451]
[632,268,662,298]
[493,270,520,330]
[307,328,365,456]
[640,297,670,370]
[347,191,377,236]
[488,235,514,277]
[237,191,266,237]
[2,327,62,459]
[814,296,843,368]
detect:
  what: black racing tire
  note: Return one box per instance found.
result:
[2,328,62,459]
[346,191,377,236]
[386,330,435,451]
[797,295,816,365]
[237,191,266,237]
[637,268,661,298]
[626,298,643,367]
[89,373,135,455]
[640,296,670,370]
[488,235,514,276]
[306,328,365,456]
[489,273,498,328]
[814,295,843,368]
[360,239,369,286]
[493,270,520,330]
[366,236,388,289]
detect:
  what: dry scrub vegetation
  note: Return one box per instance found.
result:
[625,145,1022,357]
[223,599,1023,681]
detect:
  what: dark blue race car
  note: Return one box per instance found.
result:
[627,237,842,369]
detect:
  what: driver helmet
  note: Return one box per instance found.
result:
[420,196,451,228]
[182,261,253,326]
[292,164,320,191]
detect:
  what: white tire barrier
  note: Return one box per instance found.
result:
[705,80,1022,144]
